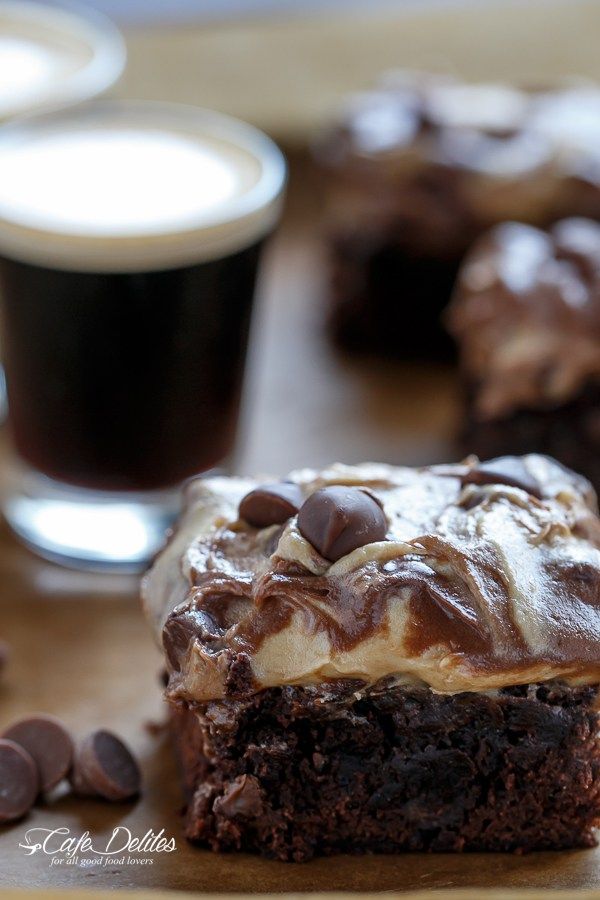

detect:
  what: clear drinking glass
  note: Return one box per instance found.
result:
[0,101,286,570]
[0,0,126,422]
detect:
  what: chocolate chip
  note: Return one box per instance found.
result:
[462,456,542,498]
[214,774,263,820]
[2,715,74,793]
[239,482,303,528]
[0,739,38,822]
[70,762,97,798]
[163,608,217,672]
[297,485,387,562]
[72,731,141,802]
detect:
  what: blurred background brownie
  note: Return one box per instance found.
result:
[315,72,600,359]
[447,217,600,490]
[144,457,600,861]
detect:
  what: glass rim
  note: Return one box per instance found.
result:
[0,98,288,272]
[0,0,126,120]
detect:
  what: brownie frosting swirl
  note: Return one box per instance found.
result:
[447,218,600,418]
[316,73,600,256]
[143,456,600,702]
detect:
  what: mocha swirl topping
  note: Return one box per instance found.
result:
[316,73,600,256]
[447,218,600,419]
[142,456,600,702]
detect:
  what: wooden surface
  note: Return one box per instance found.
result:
[4,892,600,900]
[3,893,600,900]
[240,155,460,476]
[0,157,599,895]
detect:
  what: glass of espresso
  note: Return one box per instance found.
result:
[0,101,286,570]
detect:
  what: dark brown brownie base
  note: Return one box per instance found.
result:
[328,232,460,359]
[170,680,600,862]
[462,384,600,495]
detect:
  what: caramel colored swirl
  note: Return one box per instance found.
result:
[142,457,600,702]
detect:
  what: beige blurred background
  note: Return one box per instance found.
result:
[114,0,600,142]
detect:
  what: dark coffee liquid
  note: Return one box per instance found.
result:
[0,241,263,491]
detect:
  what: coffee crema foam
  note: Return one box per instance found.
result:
[0,103,286,272]
[0,129,248,235]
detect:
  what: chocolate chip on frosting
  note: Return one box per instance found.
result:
[239,482,304,528]
[462,456,542,498]
[163,608,218,672]
[297,485,387,562]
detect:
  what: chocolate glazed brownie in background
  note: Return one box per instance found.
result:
[447,218,600,491]
[315,72,600,359]
[143,455,600,861]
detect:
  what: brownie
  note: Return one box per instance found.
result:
[447,218,600,492]
[315,73,600,359]
[143,458,600,860]
[172,681,600,861]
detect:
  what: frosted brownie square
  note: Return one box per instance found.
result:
[447,218,600,492]
[316,73,600,358]
[144,455,600,860]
